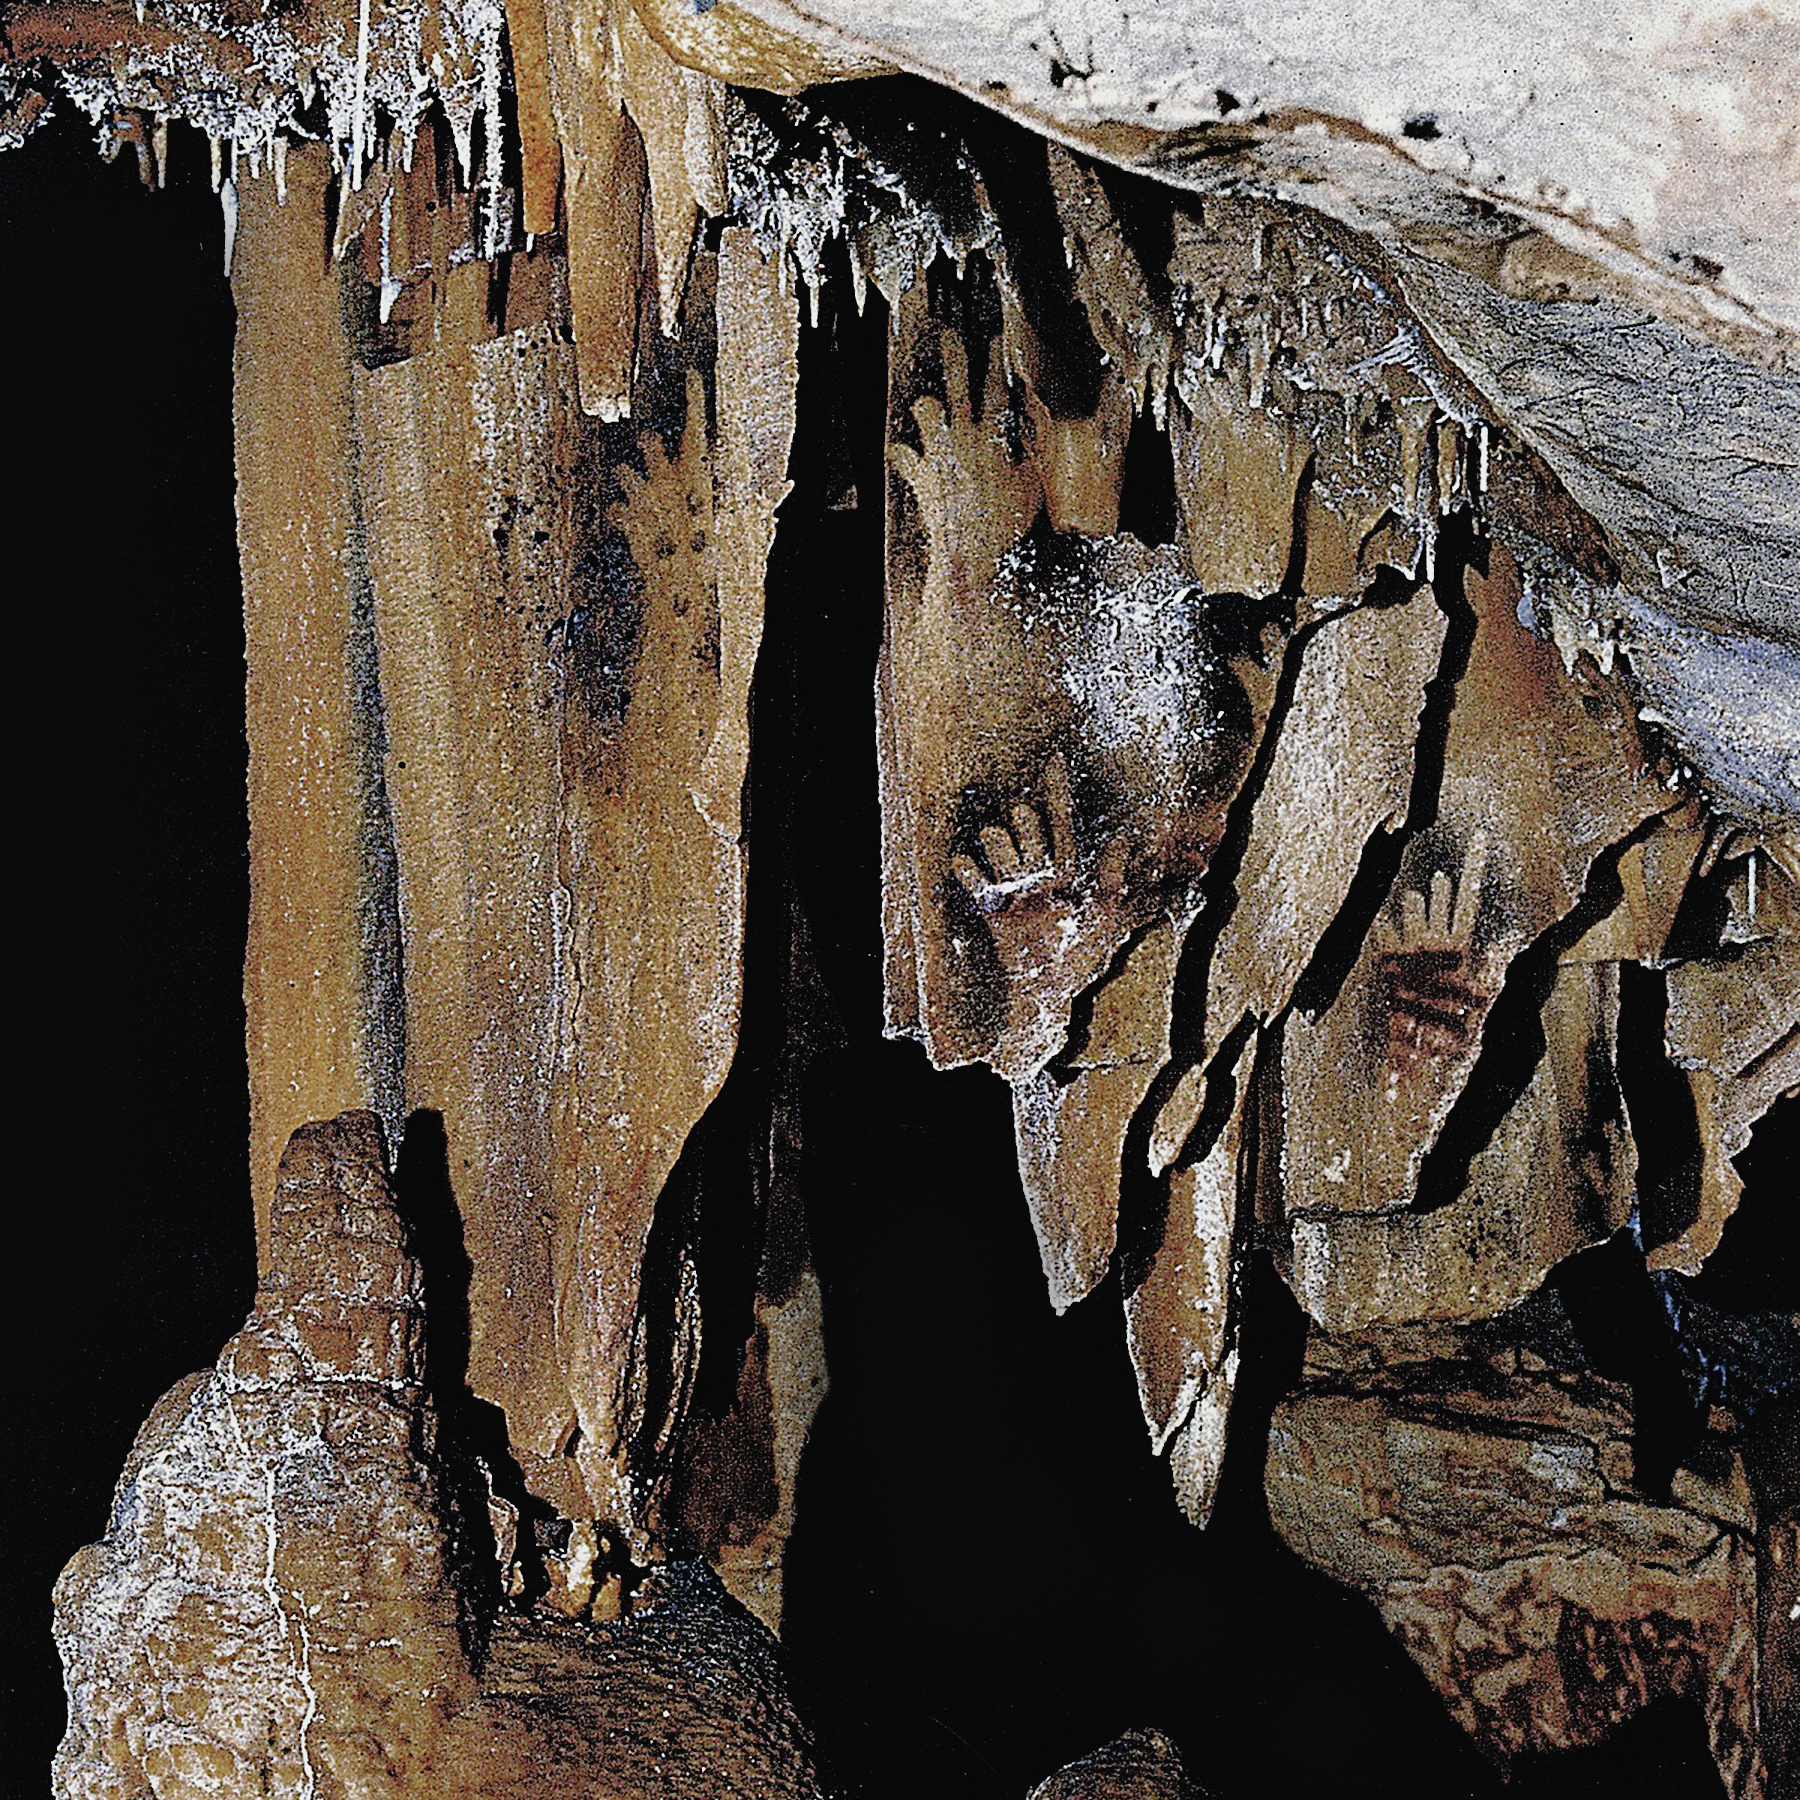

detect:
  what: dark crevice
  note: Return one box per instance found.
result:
[12,112,255,1783]
[1111,611,1326,1297]
[1689,1093,1800,1314]
[1288,517,1483,1023]
[1115,404,1179,546]
[1045,919,1158,1083]
[957,120,1106,418]
[1680,1094,1800,1522]
[1660,820,1737,960]
[1172,1015,1259,1174]
[391,1109,552,1655]
[1167,597,1349,1062]
[1205,1248,1311,1537]
[1110,573,1384,1306]
[1277,450,1318,599]
[770,245,1509,1800]
[1510,1699,1727,1799]
[624,1046,775,1503]
[1113,540,1452,1299]
[925,249,1005,416]
[1090,160,1177,305]
[1551,1230,1710,1499]
[620,267,864,1522]
[1116,1015,1254,1296]
[1542,1219,1798,1507]
[1615,963,1704,1253]
[1740,1019,1797,1086]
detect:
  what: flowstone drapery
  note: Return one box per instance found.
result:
[10,3,1795,1794]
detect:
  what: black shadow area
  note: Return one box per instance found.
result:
[4,112,252,1792]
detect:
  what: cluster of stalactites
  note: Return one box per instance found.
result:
[27,0,509,258]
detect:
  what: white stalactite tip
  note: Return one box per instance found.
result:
[352,0,373,190]
[221,178,238,280]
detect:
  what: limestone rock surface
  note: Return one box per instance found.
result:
[53,1113,827,1800]
[11,13,1795,1790]
[1266,1324,1766,1796]
[1026,1727,1213,1799]
[54,1114,474,1798]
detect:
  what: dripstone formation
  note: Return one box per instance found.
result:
[54,1114,828,1800]
[10,0,1795,1794]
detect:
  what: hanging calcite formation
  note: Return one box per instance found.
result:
[1656,838,1800,1277]
[870,166,1660,1530]
[234,110,802,1556]
[855,111,1792,1796]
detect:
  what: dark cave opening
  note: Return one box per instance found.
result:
[4,112,255,1790]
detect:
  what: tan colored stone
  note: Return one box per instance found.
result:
[1125,1037,1249,1526]
[54,1115,829,1800]
[1151,579,1448,1175]
[1656,918,1800,1276]
[1282,544,1658,1246]
[54,1116,473,1800]
[229,126,800,1551]
[1287,962,1636,1330]
[238,147,404,1252]
[544,0,648,420]
[1268,1347,1763,1796]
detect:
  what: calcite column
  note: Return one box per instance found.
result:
[238,147,405,1247]
[234,115,800,1554]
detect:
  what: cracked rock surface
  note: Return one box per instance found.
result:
[1267,1320,1765,1796]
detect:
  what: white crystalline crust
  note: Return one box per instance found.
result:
[726,0,1800,350]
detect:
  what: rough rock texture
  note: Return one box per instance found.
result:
[1267,1323,1766,1795]
[479,1560,829,1798]
[53,1114,475,1799]
[231,117,803,1557]
[1026,1727,1213,1799]
[53,1113,828,1800]
[723,0,1800,345]
[8,0,1794,822]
